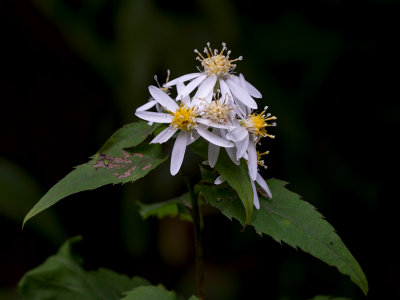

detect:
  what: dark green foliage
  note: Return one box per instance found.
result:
[138,192,192,222]
[121,285,199,300]
[197,179,368,295]
[18,236,151,300]
[192,141,254,225]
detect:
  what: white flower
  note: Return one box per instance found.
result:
[225,106,276,180]
[136,70,172,125]
[164,43,261,111]
[207,128,240,168]
[135,86,234,175]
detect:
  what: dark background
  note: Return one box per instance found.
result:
[1,0,399,299]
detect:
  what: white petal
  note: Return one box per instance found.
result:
[208,128,220,168]
[229,75,240,84]
[170,131,188,176]
[256,173,272,198]
[226,126,248,142]
[186,131,200,145]
[235,135,249,160]
[226,78,257,109]
[151,127,177,144]
[231,98,245,119]
[225,147,240,165]
[196,118,233,129]
[193,75,217,100]
[234,96,249,117]
[165,73,202,87]
[176,82,185,96]
[251,181,260,209]
[177,75,207,99]
[135,111,173,123]
[214,175,225,185]
[196,125,234,148]
[219,79,233,102]
[219,129,239,164]
[247,141,258,181]
[239,74,262,98]
[176,82,191,106]
[136,99,157,112]
[204,89,214,103]
[148,85,179,112]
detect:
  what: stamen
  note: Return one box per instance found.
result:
[154,75,160,87]
[256,150,270,169]
[194,43,242,78]
[200,95,233,124]
[241,108,277,141]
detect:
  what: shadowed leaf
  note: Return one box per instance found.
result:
[197,179,368,295]
[18,236,151,300]
[0,157,65,243]
[138,193,192,222]
[192,141,253,225]
[121,285,199,300]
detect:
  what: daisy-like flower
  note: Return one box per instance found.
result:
[135,85,234,175]
[226,106,277,181]
[136,70,172,125]
[164,43,261,110]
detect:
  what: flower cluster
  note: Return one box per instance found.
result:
[135,43,276,208]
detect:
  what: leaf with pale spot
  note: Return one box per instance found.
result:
[23,122,166,226]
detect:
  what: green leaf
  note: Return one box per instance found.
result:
[97,121,156,156]
[138,193,192,222]
[18,236,151,300]
[121,285,198,300]
[192,141,254,225]
[121,286,180,300]
[197,179,368,295]
[23,122,166,226]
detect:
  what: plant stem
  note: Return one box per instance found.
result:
[184,177,204,300]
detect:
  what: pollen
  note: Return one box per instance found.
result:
[242,107,277,141]
[194,42,242,78]
[201,93,233,124]
[170,104,197,131]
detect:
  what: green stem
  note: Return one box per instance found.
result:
[184,177,204,300]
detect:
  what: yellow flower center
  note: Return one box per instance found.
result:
[242,109,277,141]
[195,42,242,78]
[171,104,197,131]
